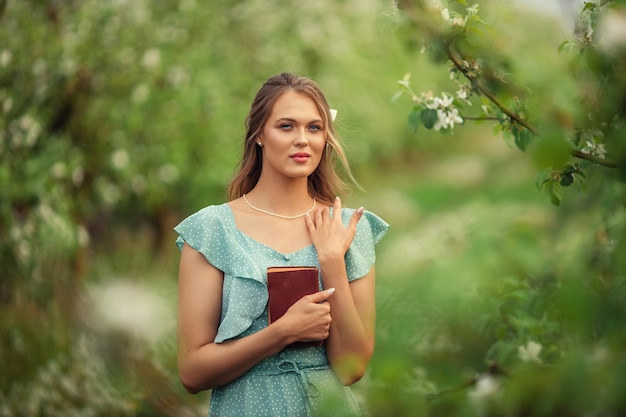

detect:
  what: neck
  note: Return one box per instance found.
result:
[246,178,313,213]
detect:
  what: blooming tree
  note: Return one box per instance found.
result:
[389,1,626,415]
[395,0,626,205]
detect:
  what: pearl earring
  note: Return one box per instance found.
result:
[256,141,263,147]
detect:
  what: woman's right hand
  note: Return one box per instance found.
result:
[278,288,335,344]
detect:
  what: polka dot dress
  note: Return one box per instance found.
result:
[174,203,389,417]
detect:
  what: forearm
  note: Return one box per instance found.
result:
[320,258,375,385]
[178,321,293,393]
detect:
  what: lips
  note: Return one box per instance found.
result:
[290,153,310,163]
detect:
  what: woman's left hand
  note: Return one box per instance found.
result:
[305,196,363,263]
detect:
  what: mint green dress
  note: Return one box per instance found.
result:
[174,203,389,417]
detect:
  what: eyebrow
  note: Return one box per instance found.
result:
[274,117,323,124]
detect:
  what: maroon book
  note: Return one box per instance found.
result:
[267,266,322,348]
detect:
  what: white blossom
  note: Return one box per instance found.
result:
[468,375,500,401]
[581,140,607,159]
[518,340,542,363]
[421,92,464,131]
[450,16,465,27]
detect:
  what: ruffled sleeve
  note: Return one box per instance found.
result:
[174,205,267,343]
[343,209,389,281]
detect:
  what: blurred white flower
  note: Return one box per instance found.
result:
[51,162,67,179]
[450,16,465,27]
[158,163,179,183]
[110,148,130,170]
[166,65,190,88]
[456,85,472,105]
[468,374,500,401]
[72,166,84,187]
[467,4,480,17]
[60,57,76,76]
[0,49,11,67]
[179,0,196,12]
[518,340,542,363]
[3,96,12,113]
[38,203,74,244]
[441,8,450,21]
[330,108,337,122]
[397,72,412,88]
[88,280,173,344]
[596,9,626,52]
[98,181,120,206]
[77,225,90,248]
[131,174,147,194]
[19,115,41,147]
[131,84,150,104]
[141,47,161,70]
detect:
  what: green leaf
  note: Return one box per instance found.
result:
[558,39,572,54]
[582,2,596,12]
[420,108,438,130]
[547,181,562,206]
[512,124,533,151]
[535,169,552,189]
[408,108,421,132]
[560,172,574,186]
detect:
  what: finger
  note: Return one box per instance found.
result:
[323,205,331,220]
[333,196,341,220]
[314,207,324,223]
[307,288,335,303]
[305,211,315,231]
[347,206,364,234]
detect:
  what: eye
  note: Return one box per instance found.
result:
[279,123,293,130]
[308,124,322,132]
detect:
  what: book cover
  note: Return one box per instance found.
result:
[267,266,322,348]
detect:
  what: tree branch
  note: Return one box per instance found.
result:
[446,42,620,169]
[571,150,619,168]
[426,361,510,400]
[462,116,502,121]
[446,42,538,135]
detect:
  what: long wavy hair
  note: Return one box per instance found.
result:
[226,72,356,205]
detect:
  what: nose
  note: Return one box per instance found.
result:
[293,127,308,146]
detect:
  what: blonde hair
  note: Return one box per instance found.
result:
[227,72,356,204]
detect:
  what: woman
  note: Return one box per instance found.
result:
[174,72,388,416]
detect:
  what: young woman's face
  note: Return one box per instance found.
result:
[258,91,326,181]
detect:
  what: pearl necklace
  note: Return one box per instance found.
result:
[242,194,316,219]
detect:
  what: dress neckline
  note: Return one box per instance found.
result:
[223,203,314,257]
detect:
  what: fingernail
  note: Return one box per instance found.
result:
[335,196,340,201]
[357,207,364,214]
[326,287,336,295]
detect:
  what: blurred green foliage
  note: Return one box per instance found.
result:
[1,0,626,416]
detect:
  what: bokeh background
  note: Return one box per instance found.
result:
[2,0,626,416]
